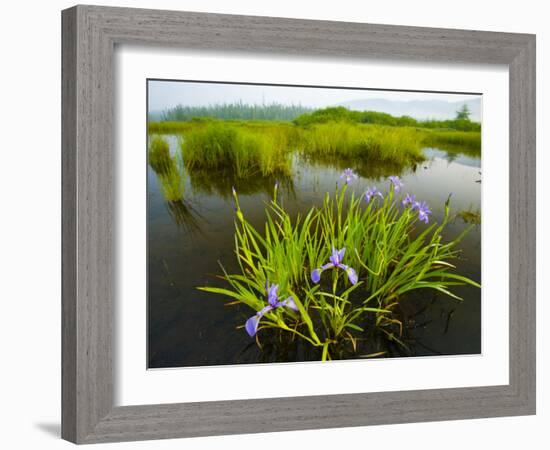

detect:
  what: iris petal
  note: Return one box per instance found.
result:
[346,267,358,285]
[311,269,321,283]
[267,283,279,307]
[282,296,299,312]
[245,315,260,337]
[338,248,346,262]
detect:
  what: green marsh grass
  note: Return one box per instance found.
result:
[300,122,426,166]
[180,122,295,178]
[148,136,186,202]
[199,181,480,360]
[148,121,202,135]
[423,130,481,152]
[148,118,480,171]
[148,136,172,175]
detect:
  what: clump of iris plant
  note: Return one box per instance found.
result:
[311,247,358,285]
[200,172,479,361]
[244,282,298,337]
[340,168,358,185]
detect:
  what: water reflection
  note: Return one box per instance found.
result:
[300,153,416,180]
[147,134,482,368]
[165,199,205,235]
[187,166,295,198]
[424,147,481,168]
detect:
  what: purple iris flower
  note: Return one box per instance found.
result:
[364,186,383,204]
[402,193,416,207]
[311,247,358,285]
[340,168,358,185]
[244,282,298,337]
[388,176,404,193]
[413,200,431,223]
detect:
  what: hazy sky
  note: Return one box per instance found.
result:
[148,80,481,119]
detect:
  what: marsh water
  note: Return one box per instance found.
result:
[148,135,481,368]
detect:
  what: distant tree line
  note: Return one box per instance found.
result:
[293,106,480,132]
[159,102,313,122]
[155,102,480,132]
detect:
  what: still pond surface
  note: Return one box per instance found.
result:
[148,135,481,368]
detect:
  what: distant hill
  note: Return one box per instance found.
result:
[337,98,481,122]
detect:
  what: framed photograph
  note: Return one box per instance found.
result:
[62,5,536,444]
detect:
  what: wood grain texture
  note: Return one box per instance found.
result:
[61,4,536,444]
[61,7,77,443]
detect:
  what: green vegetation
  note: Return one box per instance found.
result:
[148,120,204,134]
[200,182,479,360]
[293,106,481,132]
[148,136,172,175]
[175,120,435,181]
[148,106,481,202]
[423,130,481,152]
[159,102,313,122]
[180,122,295,178]
[148,105,481,180]
[300,122,425,166]
[148,136,185,201]
[455,103,471,121]
[147,118,480,185]
[294,107,415,128]
[151,105,481,132]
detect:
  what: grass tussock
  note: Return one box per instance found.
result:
[148,136,172,175]
[148,136,185,201]
[180,122,295,178]
[300,122,426,166]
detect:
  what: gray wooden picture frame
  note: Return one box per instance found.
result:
[61,4,536,444]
